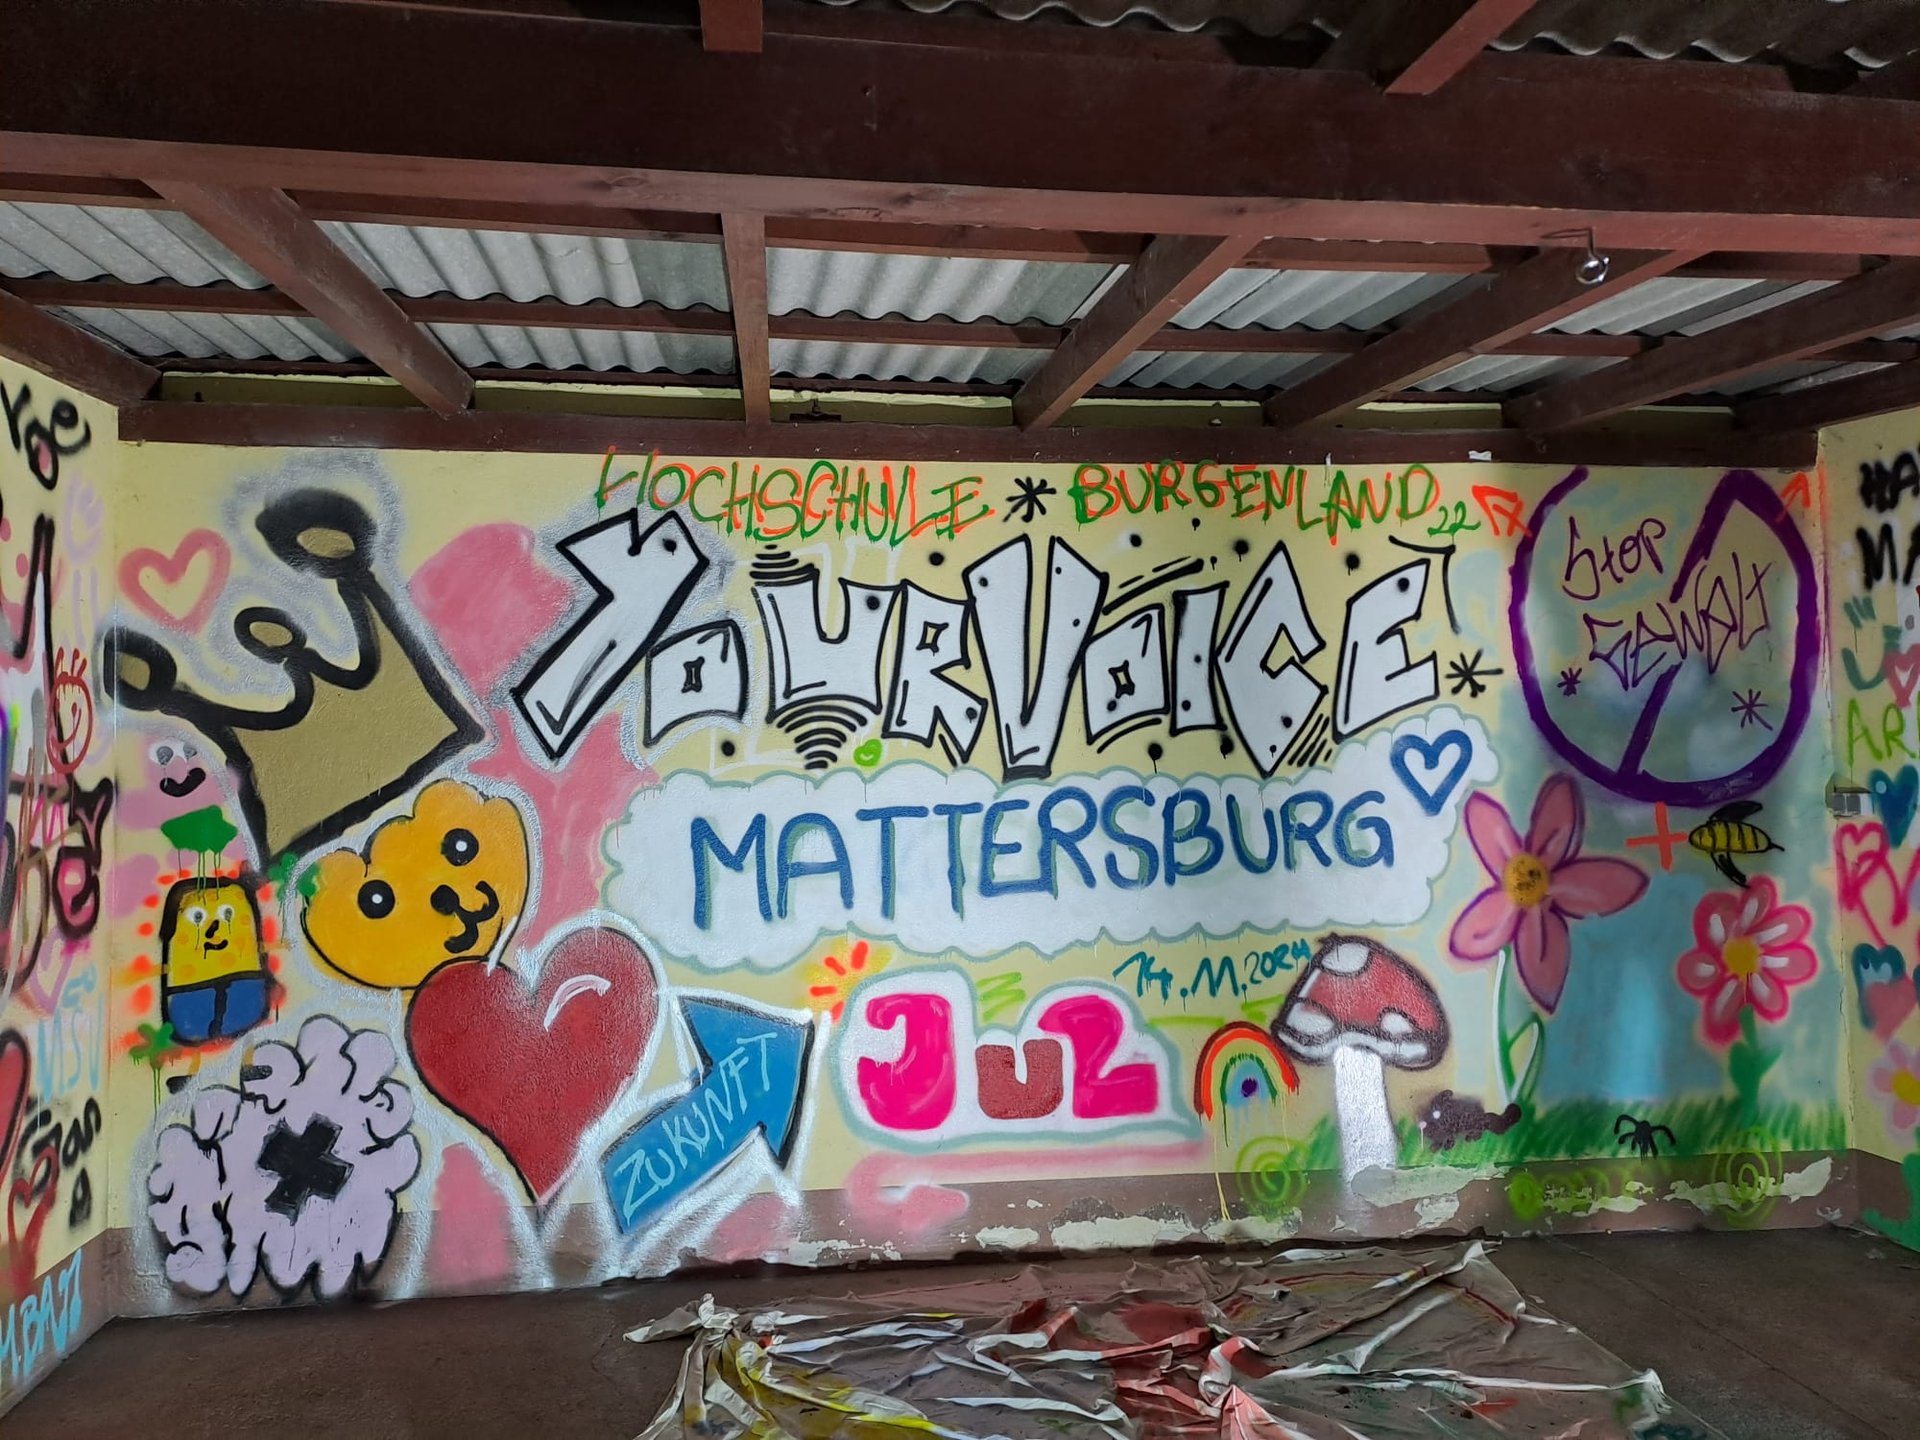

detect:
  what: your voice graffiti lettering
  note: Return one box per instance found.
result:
[517,519,1451,778]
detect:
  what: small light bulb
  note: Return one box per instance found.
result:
[1577,253,1610,285]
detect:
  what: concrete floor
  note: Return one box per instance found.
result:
[7,1229,1917,1438]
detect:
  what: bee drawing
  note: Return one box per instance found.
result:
[1687,801,1781,887]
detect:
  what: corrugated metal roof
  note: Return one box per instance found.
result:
[1414,354,1615,394]
[319,221,732,312]
[422,323,734,376]
[768,249,1114,324]
[1500,0,1918,65]
[798,0,1913,66]
[1545,277,1835,336]
[771,340,1043,384]
[1171,269,1471,331]
[3,197,1895,404]
[800,0,1332,39]
[1704,358,1864,398]
[1103,351,1340,390]
[52,306,353,363]
[1762,359,1898,396]
[0,201,263,285]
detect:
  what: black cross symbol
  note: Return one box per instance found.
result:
[682,657,706,693]
[258,1118,352,1218]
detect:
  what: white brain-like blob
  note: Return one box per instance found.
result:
[147,1016,421,1299]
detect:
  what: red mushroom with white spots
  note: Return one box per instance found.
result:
[1271,935,1450,1182]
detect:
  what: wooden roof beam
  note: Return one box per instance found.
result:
[1508,258,1920,431]
[147,180,471,415]
[115,400,1817,469]
[9,0,1920,257]
[700,0,762,53]
[1739,359,1920,434]
[721,212,771,423]
[1013,234,1261,430]
[1319,0,1541,94]
[0,175,1888,283]
[21,277,1920,368]
[0,285,156,403]
[1851,51,1920,101]
[1263,247,1695,429]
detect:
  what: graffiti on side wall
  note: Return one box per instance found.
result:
[0,363,113,1379]
[1830,429,1920,1251]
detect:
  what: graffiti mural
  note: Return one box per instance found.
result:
[0,357,116,1407]
[1828,415,1920,1250]
[89,440,1851,1318]
[145,1016,421,1297]
[20,395,1883,1383]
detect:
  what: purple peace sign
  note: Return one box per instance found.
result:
[1509,467,1818,808]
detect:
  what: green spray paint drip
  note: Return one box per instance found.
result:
[131,1022,179,1107]
[160,805,238,857]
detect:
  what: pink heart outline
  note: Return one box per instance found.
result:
[1836,820,1920,943]
[119,530,232,632]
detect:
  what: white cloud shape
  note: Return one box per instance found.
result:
[607,707,1494,970]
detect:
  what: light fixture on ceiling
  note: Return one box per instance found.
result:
[1546,228,1611,286]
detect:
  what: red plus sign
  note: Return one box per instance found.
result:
[1624,802,1687,870]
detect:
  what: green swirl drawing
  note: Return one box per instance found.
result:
[1711,1128,1785,1229]
[1236,1137,1308,1220]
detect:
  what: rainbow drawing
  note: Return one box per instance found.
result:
[1194,1021,1300,1119]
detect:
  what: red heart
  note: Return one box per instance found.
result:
[407,928,657,1203]
[118,529,232,632]
[1888,647,1920,709]
[0,1031,27,1176]
[1866,978,1919,1041]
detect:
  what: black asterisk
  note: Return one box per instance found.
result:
[1446,649,1502,698]
[1004,475,1057,523]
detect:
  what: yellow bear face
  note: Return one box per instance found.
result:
[302,779,529,989]
[162,877,265,989]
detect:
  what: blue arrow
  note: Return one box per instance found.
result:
[601,998,814,1234]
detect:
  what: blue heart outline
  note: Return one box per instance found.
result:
[1391,729,1473,817]
[1870,764,1920,848]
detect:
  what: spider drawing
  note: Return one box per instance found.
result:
[1614,1113,1676,1157]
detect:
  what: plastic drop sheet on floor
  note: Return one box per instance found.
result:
[626,1241,1721,1439]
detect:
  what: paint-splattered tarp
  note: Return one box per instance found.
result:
[626,1241,1719,1438]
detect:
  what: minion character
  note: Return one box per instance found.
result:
[160,876,271,1044]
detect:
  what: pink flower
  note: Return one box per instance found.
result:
[1870,1040,1920,1136]
[1449,776,1647,1013]
[1675,878,1818,1045]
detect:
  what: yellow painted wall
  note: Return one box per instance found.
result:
[1822,406,1920,1245]
[86,438,1847,1318]
[0,357,116,1401]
